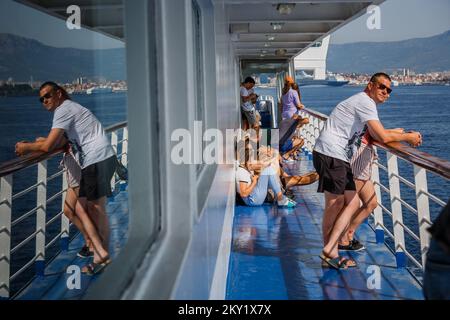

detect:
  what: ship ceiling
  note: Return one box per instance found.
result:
[15,0,384,60]
[221,0,385,60]
[14,0,124,41]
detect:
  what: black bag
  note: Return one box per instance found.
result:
[115,158,128,181]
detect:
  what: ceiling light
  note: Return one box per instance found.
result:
[267,35,275,41]
[275,49,287,56]
[276,3,295,15]
[271,22,284,31]
[262,50,268,54]
[264,43,270,47]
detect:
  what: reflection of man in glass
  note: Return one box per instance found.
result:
[15,82,116,275]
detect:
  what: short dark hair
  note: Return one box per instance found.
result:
[243,77,256,85]
[370,72,391,83]
[40,81,71,100]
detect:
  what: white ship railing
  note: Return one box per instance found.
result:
[298,108,450,272]
[0,122,128,299]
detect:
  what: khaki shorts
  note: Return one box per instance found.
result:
[350,144,375,181]
[61,152,82,188]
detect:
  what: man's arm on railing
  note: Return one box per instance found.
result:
[15,128,65,156]
[367,120,422,147]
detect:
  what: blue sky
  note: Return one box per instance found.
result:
[332,0,450,44]
[0,0,449,48]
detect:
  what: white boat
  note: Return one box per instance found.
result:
[86,86,113,95]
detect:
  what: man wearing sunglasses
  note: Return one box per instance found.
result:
[15,81,116,273]
[313,72,422,269]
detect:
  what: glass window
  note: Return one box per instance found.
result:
[0,0,128,299]
[192,0,206,174]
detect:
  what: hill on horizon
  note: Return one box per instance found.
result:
[1,30,449,82]
[327,30,450,74]
[0,33,126,83]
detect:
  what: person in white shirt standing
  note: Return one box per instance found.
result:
[313,73,422,269]
[240,77,260,130]
[16,82,116,274]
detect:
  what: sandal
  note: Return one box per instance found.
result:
[320,252,357,270]
[339,258,357,268]
[319,252,341,269]
[82,256,111,275]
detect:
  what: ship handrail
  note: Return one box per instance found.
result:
[0,121,128,178]
[0,122,128,299]
[298,108,449,273]
[301,107,450,180]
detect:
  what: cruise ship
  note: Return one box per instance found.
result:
[1,0,449,302]
[295,71,349,87]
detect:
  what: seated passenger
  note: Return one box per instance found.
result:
[280,136,304,162]
[236,139,295,208]
[245,129,319,190]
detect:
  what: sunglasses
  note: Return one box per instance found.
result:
[39,91,55,103]
[374,82,392,94]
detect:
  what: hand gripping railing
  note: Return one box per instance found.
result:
[298,108,450,271]
[0,121,128,298]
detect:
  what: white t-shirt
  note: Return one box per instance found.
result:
[314,92,379,162]
[236,166,252,195]
[52,100,115,169]
[240,87,255,112]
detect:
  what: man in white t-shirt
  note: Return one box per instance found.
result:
[313,73,422,269]
[240,77,260,129]
[16,82,116,274]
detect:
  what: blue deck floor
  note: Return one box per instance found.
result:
[15,187,129,300]
[226,156,424,300]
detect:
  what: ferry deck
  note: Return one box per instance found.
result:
[1,0,449,300]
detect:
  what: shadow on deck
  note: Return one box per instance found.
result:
[15,187,129,300]
[226,157,424,300]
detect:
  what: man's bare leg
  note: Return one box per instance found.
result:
[87,197,110,252]
[323,190,360,258]
[340,180,378,245]
[64,187,91,247]
[76,197,109,262]
[322,192,345,246]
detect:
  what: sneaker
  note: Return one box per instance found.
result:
[338,239,365,252]
[77,245,94,258]
[278,197,296,208]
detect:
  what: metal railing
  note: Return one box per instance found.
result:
[0,122,128,298]
[298,108,450,271]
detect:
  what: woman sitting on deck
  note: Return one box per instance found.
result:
[236,138,296,208]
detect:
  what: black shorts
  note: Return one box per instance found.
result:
[79,156,117,201]
[313,151,356,195]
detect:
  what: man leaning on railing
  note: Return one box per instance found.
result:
[15,81,116,275]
